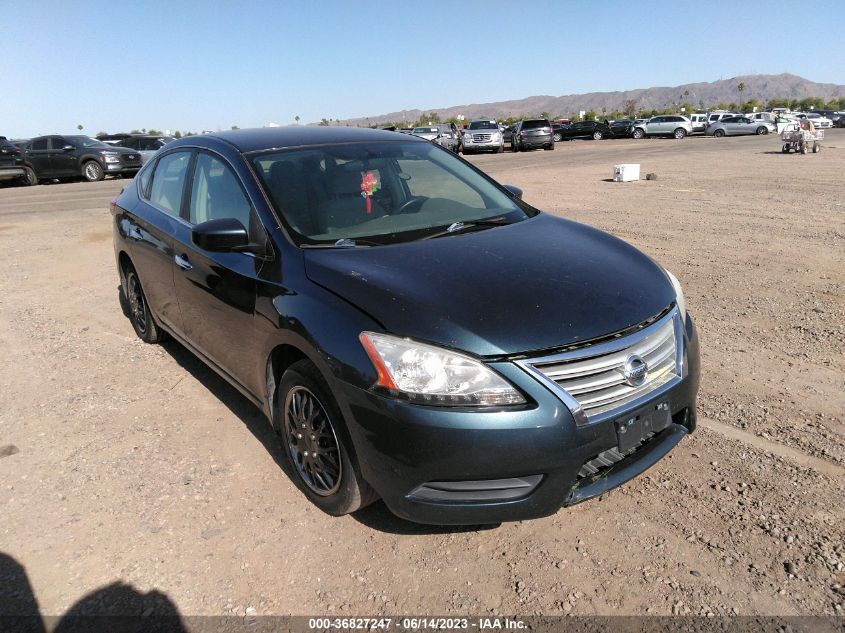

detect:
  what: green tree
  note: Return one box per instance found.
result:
[231,125,240,130]
[319,118,330,126]
[799,96,821,111]
[147,129,162,135]
[77,124,83,131]
[623,99,637,118]
[173,131,182,138]
[583,110,597,121]
[96,131,107,137]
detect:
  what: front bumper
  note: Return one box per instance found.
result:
[337,314,700,524]
[463,141,502,152]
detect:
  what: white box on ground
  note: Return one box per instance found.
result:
[613,163,640,182]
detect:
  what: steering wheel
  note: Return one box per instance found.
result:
[394,196,428,214]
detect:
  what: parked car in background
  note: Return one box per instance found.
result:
[706,116,775,137]
[555,120,612,141]
[631,116,692,139]
[411,125,459,153]
[116,135,175,164]
[112,126,699,524]
[810,110,844,127]
[745,112,776,125]
[705,111,737,127]
[462,120,504,154]
[608,119,635,138]
[688,114,708,133]
[796,112,833,129]
[26,135,141,182]
[511,119,554,151]
[97,133,135,145]
[502,124,517,145]
[0,136,37,185]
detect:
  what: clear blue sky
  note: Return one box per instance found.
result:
[4,0,844,137]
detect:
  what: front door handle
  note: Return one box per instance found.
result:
[174,254,193,271]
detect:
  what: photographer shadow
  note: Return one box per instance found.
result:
[0,552,188,633]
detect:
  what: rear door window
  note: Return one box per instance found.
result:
[31,138,48,151]
[149,151,192,217]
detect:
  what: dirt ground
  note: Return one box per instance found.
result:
[1,131,843,622]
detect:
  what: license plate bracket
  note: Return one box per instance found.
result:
[615,401,672,453]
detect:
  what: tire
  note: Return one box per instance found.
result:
[673,128,687,139]
[593,131,604,140]
[494,145,502,154]
[714,129,725,138]
[82,160,104,182]
[632,128,645,140]
[276,360,378,516]
[813,143,821,153]
[800,143,808,155]
[123,265,165,344]
[782,144,790,153]
[544,143,554,151]
[21,167,37,186]
[552,132,562,142]
[755,126,768,135]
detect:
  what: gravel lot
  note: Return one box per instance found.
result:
[1,131,843,621]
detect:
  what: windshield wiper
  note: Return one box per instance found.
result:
[301,238,382,249]
[422,217,515,240]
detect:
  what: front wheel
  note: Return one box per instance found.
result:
[813,142,821,153]
[713,129,725,138]
[782,143,790,153]
[593,131,604,140]
[756,126,769,135]
[632,128,645,140]
[552,132,562,142]
[544,143,554,150]
[82,160,104,182]
[277,360,378,515]
[673,128,687,139]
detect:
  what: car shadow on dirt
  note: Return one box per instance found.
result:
[351,501,500,535]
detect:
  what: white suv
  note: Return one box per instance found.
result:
[461,120,504,154]
[631,115,693,139]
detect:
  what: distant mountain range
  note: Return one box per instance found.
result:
[337,74,845,125]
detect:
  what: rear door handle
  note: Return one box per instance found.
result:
[174,254,193,271]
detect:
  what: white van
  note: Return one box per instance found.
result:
[688,114,707,133]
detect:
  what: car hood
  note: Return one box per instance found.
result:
[303,214,676,357]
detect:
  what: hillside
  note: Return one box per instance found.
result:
[337,74,845,125]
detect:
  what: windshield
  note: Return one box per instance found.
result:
[67,136,110,149]
[468,121,498,130]
[252,141,532,246]
[412,127,437,134]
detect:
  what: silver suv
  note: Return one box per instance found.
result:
[462,120,504,154]
[631,115,693,139]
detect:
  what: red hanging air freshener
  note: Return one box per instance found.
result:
[360,171,379,214]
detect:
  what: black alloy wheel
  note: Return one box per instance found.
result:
[283,386,342,496]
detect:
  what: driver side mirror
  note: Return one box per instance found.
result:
[503,185,523,200]
[192,217,251,252]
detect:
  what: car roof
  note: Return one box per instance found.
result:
[192,126,416,153]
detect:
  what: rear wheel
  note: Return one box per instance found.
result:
[552,132,562,142]
[782,144,790,153]
[714,129,725,138]
[756,126,768,135]
[673,128,687,139]
[124,265,165,343]
[632,128,645,140]
[82,160,104,182]
[21,167,37,186]
[276,360,378,515]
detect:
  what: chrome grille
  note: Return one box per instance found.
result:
[472,133,492,142]
[517,308,682,426]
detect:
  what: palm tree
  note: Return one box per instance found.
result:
[294,115,300,125]
[77,124,83,131]
[737,82,746,110]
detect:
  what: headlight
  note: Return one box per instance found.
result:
[103,154,121,163]
[359,332,526,406]
[664,269,687,323]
